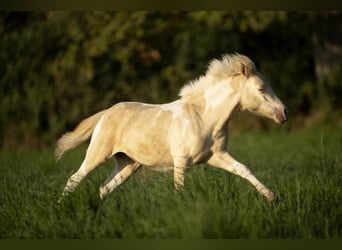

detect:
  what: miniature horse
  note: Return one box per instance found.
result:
[56,53,288,202]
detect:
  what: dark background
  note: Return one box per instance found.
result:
[1,11,341,150]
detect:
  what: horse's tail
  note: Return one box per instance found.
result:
[55,109,107,160]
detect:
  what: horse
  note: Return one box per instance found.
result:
[56,53,288,202]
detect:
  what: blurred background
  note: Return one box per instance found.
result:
[0,11,341,150]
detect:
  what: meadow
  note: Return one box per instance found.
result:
[0,126,341,238]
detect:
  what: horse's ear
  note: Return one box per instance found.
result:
[241,63,249,77]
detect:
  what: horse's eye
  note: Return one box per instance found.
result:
[258,87,264,93]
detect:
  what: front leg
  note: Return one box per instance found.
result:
[207,151,275,201]
[173,156,191,190]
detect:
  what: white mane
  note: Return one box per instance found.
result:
[179,53,256,97]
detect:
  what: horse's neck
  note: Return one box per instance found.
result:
[183,78,241,134]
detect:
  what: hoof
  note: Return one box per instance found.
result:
[266,192,276,202]
[57,196,65,204]
[99,186,108,201]
[57,192,68,203]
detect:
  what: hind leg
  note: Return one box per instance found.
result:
[58,131,114,202]
[99,153,140,200]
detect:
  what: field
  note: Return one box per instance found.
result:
[0,126,341,238]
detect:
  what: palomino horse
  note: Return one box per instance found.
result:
[56,53,288,202]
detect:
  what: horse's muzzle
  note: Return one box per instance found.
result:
[278,107,289,124]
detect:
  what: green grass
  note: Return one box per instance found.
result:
[0,126,341,238]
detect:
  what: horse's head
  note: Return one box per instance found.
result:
[239,66,288,124]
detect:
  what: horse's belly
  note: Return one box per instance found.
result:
[146,165,174,172]
[123,142,174,167]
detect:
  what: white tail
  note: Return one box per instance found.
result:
[55,110,106,160]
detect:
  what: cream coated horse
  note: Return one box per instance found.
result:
[56,53,288,202]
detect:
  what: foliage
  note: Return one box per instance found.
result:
[0,127,341,238]
[0,11,341,149]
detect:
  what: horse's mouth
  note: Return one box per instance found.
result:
[274,112,288,124]
[271,105,289,124]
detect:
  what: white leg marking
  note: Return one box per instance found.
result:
[99,163,140,200]
[58,162,87,202]
[173,157,190,190]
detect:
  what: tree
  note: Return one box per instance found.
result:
[0,11,340,150]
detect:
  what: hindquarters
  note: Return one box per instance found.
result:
[55,109,107,160]
[58,108,124,201]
